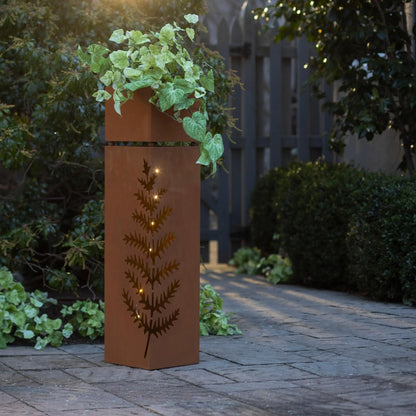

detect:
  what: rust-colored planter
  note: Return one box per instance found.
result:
[105,89,194,142]
[104,91,200,370]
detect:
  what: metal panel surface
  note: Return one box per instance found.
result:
[105,89,196,142]
[104,146,200,369]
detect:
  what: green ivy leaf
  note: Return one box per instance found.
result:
[185,14,199,24]
[62,323,73,338]
[109,50,129,70]
[159,24,175,46]
[158,83,185,112]
[87,44,109,73]
[77,45,90,65]
[99,70,114,86]
[200,70,215,93]
[196,148,211,166]
[92,89,111,103]
[24,304,38,319]
[6,287,26,306]
[125,77,155,91]
[183,111,207,142]
[21,329,35,339]
[186,28,195,41]
[9,310,26,328]
[173,78,196,94]
[127,30,150,45]
[123,67,143,80]
[109,29,126,44]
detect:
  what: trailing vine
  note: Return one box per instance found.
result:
[78,14,224,173]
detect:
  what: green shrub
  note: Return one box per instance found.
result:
[346,173,416,305]
[250,161,416,305]
[251,162,364,288]
[250,168,287,255]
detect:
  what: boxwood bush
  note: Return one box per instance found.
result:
[250,161,416,305]
[346,173,416,305]
[251,162,365,288]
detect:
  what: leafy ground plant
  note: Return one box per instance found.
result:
[61,300,105,340]
[229,247,293,284]
[1,268,240,349]
[78,14,224,173]
[199,284,241,336]
[0,268,72,349]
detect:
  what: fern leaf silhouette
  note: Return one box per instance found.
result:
[123,158,181,358]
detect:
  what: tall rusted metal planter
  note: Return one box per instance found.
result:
[104,90,200,369]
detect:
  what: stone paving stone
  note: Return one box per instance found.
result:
[47,407,156,416]
[20,369,80,386]
[147,396,272,416]
[204,380,296,393]
[0,354,97,371]
[161,367,235,386]
[311,336,394,350]
[291,375,397,395]
[211,363,317,382]
[291,357,390,377]
[73,353,114,367]
[0,364,35,387]
[1,384,132,413]
[200,338,310,365]
[192,351,240,370]
[227,386,345,416]
[374,356,416,373]
[0,401,46,416]
[0,346,63,356]
[0,390,17,404]
[123,382,272,416]
[333,344,416,362]
[58,344,104,354]
[99,379,193,406]
[338,388,416,410]
[67,365,177,384]
[254,336,315,352]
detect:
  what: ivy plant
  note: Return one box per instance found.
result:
[60,299,105,341]
[0,268,72,350]
[199,284,242,336]
[229,247,293,285]
[78,14,224,173]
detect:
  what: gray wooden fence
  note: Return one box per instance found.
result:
[200,5,334,263]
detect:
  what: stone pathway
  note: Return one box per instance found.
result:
[1,264,416,415]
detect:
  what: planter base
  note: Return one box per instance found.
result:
[104,146,200,369]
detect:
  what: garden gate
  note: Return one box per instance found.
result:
[200,2,334,263]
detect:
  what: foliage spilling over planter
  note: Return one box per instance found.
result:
[250,161,416,305]
[78,14,224,173]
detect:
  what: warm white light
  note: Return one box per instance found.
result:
[155,168,160,174]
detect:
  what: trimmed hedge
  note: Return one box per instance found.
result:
[347,173,416,305]
[250,161,416,305]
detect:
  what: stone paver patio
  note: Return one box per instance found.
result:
[1,264,416,415]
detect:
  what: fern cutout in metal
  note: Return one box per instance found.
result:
[122,159,180,358]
